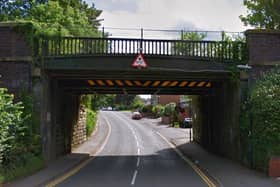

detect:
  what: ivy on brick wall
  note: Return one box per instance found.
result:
[241,67,280,171]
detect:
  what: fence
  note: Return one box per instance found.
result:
[36,36,247,63]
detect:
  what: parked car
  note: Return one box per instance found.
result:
[181,117,192,128]
[132,111,142,120]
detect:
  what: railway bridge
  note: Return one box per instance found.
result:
[0,23,279,163]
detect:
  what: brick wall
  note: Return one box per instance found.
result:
[71,105,87,147]
[0,61,31,94]
[0,24,33,96]
[158,95,180,105]
[246,30,280,83]
[246,30,280,66]
[0,24,32,58]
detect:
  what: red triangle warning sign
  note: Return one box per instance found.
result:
[132,53,148,68]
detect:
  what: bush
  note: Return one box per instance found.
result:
[248,68,280,171]
[0,89,27,167]
[162,103,176,116]
[131,96,144,109]
[86,109,97,137]
[140,104,153,114]
[0,154,44,183]
[152,105,164,117]
[0,88,43,183]
[115,104,130,111]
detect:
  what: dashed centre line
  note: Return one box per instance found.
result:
[131,170,138,185]
[137,157,140,167]
[111,113,141,186]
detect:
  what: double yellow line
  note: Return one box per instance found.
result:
[156,131,217,187]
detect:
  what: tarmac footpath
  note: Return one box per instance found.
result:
[5,115,109,187]
[141,117,280,187]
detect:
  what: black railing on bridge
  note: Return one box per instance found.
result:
[36,37,247,63]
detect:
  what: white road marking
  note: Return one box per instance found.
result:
[136,139,139,148]
[131,170,138,185]
[137,157,140,167]
[110,112,142,185]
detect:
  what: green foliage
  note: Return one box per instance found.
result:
[240,68,280,171]
[0,0,102,37]
[115,104,130,111]
[248,68,280,171]
[0,88,26,167]
[86,109,97,137]
[174,122,180,128]
[81,94,117,111]
[162,103,176,116]
[0,154,44,183]
[174,32,207,56]
[81,95,92,109]
[131,96,144,109]
[29,1,100,37]
[152,105,164,118]
[182,32,207,41]
[240,0,280,29]
[140,104,153,114]
[0,88,43,183]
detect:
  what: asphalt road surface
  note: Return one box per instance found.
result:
[57,111,208,187]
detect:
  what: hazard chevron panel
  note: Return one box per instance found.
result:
[87,80,212,88]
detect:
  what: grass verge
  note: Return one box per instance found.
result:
[0,154,45,184]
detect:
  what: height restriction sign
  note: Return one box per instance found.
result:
[131,53,148,68]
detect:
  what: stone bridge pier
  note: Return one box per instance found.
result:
[39,73,82,160]
[192,80,241,161]
[0,24,87,162]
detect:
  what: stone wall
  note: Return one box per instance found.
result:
[0,23,32,59]
[0,61,31,94]
[71,105,87,148]
[0,24,33,96]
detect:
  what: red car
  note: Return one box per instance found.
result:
[132,112,142,120]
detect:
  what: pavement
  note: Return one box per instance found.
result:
[5,116,109,187]
[138,116,280,187]
[5,111,280,187]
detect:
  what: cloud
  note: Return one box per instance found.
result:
[91,0,138,13]
[174,20,198,30]
[87,0,249,33]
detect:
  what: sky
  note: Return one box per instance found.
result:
[86,0,249,34]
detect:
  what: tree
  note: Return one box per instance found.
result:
[240,0,280,29]
[181,32,207,41]
[0,0,102,36]
[173,32,207,56]
[0,0,47,21]
[29,1,101,36]
[131,96,144,109]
